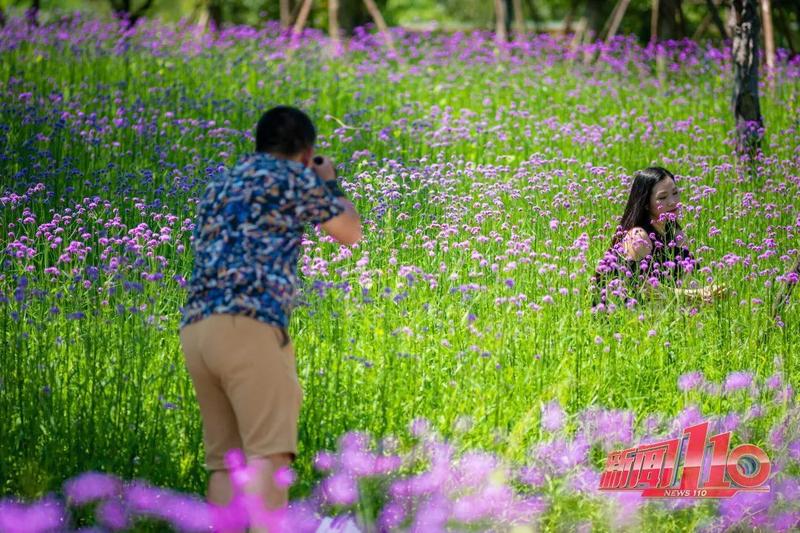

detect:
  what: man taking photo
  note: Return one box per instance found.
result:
[179,105,362,529]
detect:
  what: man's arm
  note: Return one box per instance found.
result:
[322,197,362,245]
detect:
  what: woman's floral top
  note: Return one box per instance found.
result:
[591,225,696,309]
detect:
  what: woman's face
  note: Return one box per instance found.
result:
[649,177,680,223]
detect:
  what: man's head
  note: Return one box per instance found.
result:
[255,106,316,165]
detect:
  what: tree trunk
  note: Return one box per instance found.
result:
[338,0,367,33]
[196,2,208,30]
[512,0,524,37]
[651,0,660,42]
[570,16,587,53]
[326,3,339,37]
[494,0,508,43]
[291,0,313,36]
[761,0,775,73]
[280,0,291,28]
[657,0,681,40]
[605,0,631,43]
[730,0,763,154]
[362,0,396,52]
[329,0,341,47]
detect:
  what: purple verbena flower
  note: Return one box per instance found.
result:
[724,371,753,393]
[64,472,121,505]
[677,371,705,392]
[540,400,565,432]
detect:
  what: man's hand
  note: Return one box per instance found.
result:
[311,155,337,182]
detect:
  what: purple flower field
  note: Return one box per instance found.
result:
[0,11,799,532]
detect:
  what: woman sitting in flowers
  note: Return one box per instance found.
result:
[591,166,726,309]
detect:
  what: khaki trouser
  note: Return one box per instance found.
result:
[179,314,302,471]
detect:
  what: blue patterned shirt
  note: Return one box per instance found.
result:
[179,152,345,331]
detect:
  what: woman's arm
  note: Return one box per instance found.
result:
[622,227,653,261]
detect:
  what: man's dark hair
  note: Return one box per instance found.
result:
[255,106,316,155]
